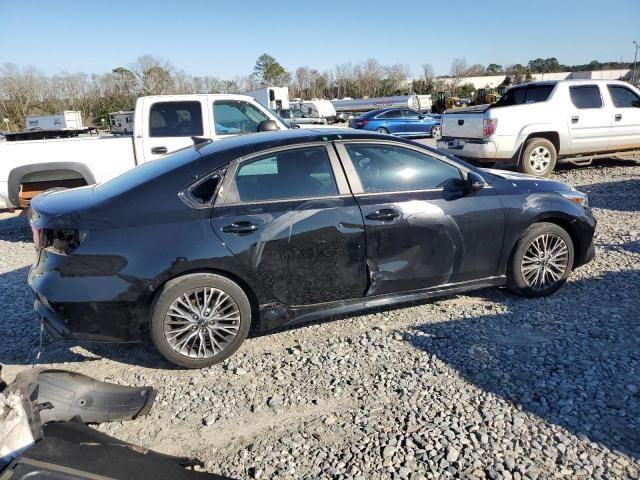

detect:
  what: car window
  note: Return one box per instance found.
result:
[149,101,203,137]
[402,110,420,118]
[494,85,554,107]
[607,85,640,108]
[377,110,401,119]
[213,100,270,135]
[345,143,463,193]
[234,147,338,202]
[570,85,603,109]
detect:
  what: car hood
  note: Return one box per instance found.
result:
[481,168,575,193]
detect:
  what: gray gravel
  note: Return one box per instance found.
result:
[1,154,639,479]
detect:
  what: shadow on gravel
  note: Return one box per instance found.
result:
[404,270,640,459]
[577,179,640,212]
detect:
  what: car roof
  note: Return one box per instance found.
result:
[196,128,393,158]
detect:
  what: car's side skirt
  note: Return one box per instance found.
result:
[257,275,506,332]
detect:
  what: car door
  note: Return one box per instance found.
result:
[400,109,425,135]
[141,100,206,161]
[379,109,403,134]
[606,84,640,151]
[335,140,505,296]
[568,85,612,154]
[211,144,368,306]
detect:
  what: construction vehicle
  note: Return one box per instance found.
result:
[432,92,459,113]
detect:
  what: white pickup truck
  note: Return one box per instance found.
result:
[0,94,292,209]
[437,80,640,176]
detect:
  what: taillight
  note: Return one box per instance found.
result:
[483,118,497,137]
[354,119,369,128]
[31,225,46,248]
[30,226,87,254]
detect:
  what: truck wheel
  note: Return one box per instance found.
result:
[519,138,557,177]
[507,222,574,298]
[431,125,442,139]
[150,273,251,368]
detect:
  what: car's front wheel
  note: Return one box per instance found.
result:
[507,222,574,298]
[150,273,251,368]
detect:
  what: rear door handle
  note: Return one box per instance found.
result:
[571,116,579,123]
[366,208,400,221]
[151,146,168,154]
[615,114,622,121]
[222,221,259,234]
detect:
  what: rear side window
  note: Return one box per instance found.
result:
[345,143,462,193]
[234,147,338,202]
[213,100,270,135]
[607,85,640,108]
[570,86,603,109]
[377,110,402,119]
[495,85,553,107]
[149,101,203,137]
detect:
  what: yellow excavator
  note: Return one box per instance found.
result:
[474,88,500,105]
[432,92,460,113]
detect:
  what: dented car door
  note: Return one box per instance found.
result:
[211,143,367,306]
[336,141,505,295]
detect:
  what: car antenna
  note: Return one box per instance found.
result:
[191,136,213,150]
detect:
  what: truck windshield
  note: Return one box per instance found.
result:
[494,84,555,107]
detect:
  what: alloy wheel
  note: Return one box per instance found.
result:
[163,287,240,359]
[520,233,569,291]
[528,146,551,173]
[432,125,441,139]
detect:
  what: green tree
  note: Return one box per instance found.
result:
[486,63,503,74]
[527,58,546,73]
[457,82,476,99]
[251,53,291,87]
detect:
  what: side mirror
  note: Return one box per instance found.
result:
[257,120,279,132]
[418,114,425,119]
[466,171,486,192]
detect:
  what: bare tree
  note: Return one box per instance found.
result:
[449,58,468,94]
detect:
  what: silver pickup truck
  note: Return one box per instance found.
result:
[437,80,640,176]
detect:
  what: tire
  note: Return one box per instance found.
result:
[431,124,441,139]
[519,138,557,177]
[375,127,389,134]
[507,222,574,298]
[150,273,251,368]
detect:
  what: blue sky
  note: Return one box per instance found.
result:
[2,0,638,78]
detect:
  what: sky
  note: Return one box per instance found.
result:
[1,0,638,79]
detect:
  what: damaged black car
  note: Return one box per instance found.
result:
[28,129,596,368]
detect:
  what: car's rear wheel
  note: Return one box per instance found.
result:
[431,124,441,139]
[150,273,251,368]
[519,138,557,177]
[507,222,574,298]
[376,127,389,134]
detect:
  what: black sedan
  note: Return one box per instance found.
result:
[28,129,596,368]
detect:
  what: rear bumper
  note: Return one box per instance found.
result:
[437,137,517,166]
[34,299,139,342]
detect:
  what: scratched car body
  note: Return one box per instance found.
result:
[28,129,596,368]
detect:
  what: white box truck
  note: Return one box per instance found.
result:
[25,111,83,130]
[244,87,290,111]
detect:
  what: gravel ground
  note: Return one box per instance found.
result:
[1,150,639,479]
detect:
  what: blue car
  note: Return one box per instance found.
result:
[349,108,441,138]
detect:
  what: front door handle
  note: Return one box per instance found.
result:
[151,146,168,154]
[615,113,622,121]
[366,208,400,221]
[571,116,579,123]
[222,221,259,234]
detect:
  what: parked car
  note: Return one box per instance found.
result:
[29,128,595,368]
[437,80,640,177]
[349,108,441,138]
